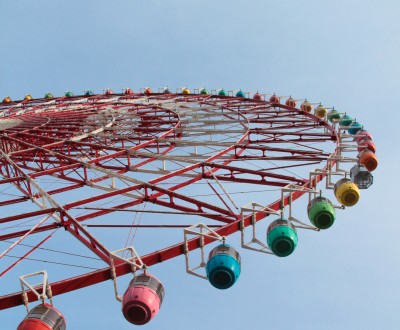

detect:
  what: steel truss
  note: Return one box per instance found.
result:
[0,92,337,309]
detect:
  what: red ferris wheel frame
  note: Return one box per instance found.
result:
[0,91,338,310]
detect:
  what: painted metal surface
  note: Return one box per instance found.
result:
[0,91,338,309]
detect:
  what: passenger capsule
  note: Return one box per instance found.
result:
[236,90,245,98]
[144,87,153,95]
[253,92,262,100]
[84,90,94,96]
[357,138,376,153]
[24,95,32,101]
[358,149,378,171]
[300,100,312,112]
[122,273,165,325]
[17,304,66,330]
[104,89,114,95]
[314,104,327,118]
[163,87,171,94]
[44,92,53,99]
[327,109,341,122]
[269,94,281,104]
[350,164,373,189]
[218,89,227,96]
[206,244,241,289]
[124,88,134,95]
[355,130,373,144]
[65,91,74,97]
[267,218,298,257]
[2,96,12,103]
[340,114,353,127]
[200,88,209,95]
[182,88,190,95]
[285,97,296,107]
[334,178,360,207]
[348,121,362,135]
[307,196,336,229]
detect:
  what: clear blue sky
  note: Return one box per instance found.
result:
[1,1,399,329]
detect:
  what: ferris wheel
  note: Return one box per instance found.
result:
[0,87,378,328]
